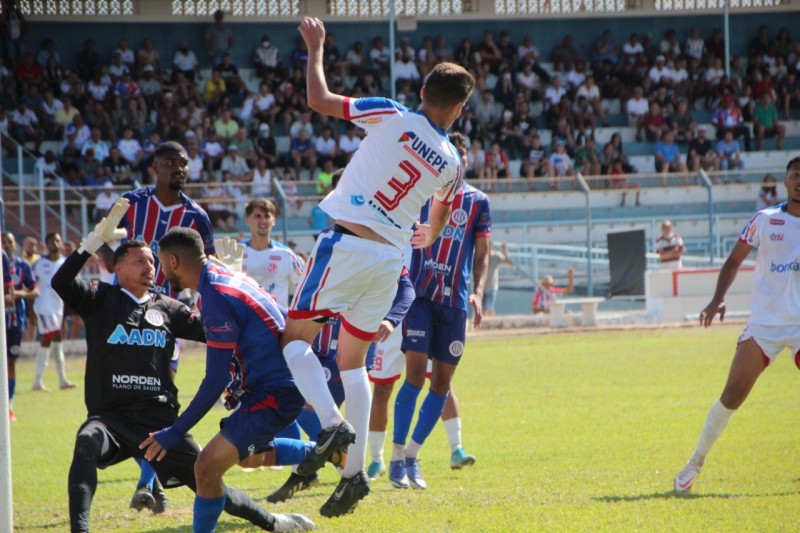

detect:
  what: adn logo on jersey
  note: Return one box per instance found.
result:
[107,324,167,347]
[441,225,466,241]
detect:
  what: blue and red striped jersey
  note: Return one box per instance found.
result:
[2,250,11,290]
[120,187,216,295]
[408,182,491,310]
[198,262,294,391]
[8,256,36,327]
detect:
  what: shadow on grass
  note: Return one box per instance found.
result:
[596,489,800,502]
[141,520,242,532]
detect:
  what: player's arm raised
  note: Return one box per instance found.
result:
[700,239,752,327]
[299,17,347,120]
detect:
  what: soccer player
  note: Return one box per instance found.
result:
[240,198,304,308]
[140,227,313,533]
[54,206,312,533]
[279,17,473,516]
[390,132,490,489]
[673,156,800,493]
[31,232,76,391]
[117,140,216,512]
[2,249,14,416]
[118,141,216,296]
[2,232,39,421]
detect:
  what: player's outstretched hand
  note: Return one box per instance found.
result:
[411,222,433,249]
[468,293,483,328]
[298,16,325,51]
[212,236,244,272]
[78,198,130,255]
[373,320,394,343]
[699,300,725,328]
[140,433,167,462]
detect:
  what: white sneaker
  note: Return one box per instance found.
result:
[674,458,702,493]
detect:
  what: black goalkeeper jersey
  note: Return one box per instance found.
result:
[52,251,205,418]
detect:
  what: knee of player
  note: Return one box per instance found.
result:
[193,450,220,482]
[73,430,103,460]
[372,382,394,402]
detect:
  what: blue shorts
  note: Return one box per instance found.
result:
[219,387,306,460]
[319,354,345,407]
[401,297,467,366]
[6,314,23,359]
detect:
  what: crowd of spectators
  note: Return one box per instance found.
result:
[2,11,800,226]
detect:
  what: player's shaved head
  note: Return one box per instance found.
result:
[158,227,205,264]
[154,141,188,159]
[422,63,475,109]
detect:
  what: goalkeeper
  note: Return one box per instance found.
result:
[54,200,314,533]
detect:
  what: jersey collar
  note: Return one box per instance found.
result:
[121,287,151,304]
[413,109,447,137]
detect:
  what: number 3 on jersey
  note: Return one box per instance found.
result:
[375,160,421,211]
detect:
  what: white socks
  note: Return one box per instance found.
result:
[694,399,736,461]
[52,342,69,386]
[340,367,371,478]
[33,346,50,387]
[368,431,385,463]
[283,340,342,428]
[391,444,405,462]
[443,417,462,453]
[405,439,422,460]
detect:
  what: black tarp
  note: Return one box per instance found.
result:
[607,229,646,296]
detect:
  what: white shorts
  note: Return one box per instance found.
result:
[738,323,800,366]
[368,326,432,384]
[290,230,403,339]
[37,312,63,337]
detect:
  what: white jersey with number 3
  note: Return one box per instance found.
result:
[319,97,462,248]
[740,203,800,326]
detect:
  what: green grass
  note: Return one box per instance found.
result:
[9,325,800,531]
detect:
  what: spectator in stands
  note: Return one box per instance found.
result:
[576,75,607,126]
[35,38,61,70]
[716,129,744,171]
[495,109,523,159]
[136,37,160,76]
[1,1,26,68]
[684,27,705,62]
[550,34,579,72]
[532,269,574,314]
[433,34,453,61]
[574,138,602,176]
[549,138,574,186]
[749,25,771,59]
[466,138,487,180]
[706,28,725,65]
[203,68,226,113]
[10,100,42,150]
[477,31,503,74]
[314,126,338,166]
[779,69,800,119]
[289,110,313,139]
[550,117,576,154]
[659,29,681,58]
[290,128,316,180]
[186,142,204,183]
[688,126,719,172]
[0,103,11,152]
[254,34,284,79]
[221,145,253,203]
[108,51,129,83]
[203,172,237,231]
[338,125,361,165]
[230,126,255,164]
[753,92,785,150]
[713,94,752,151]
[76,147,98,182]
[515,61,542,100]
[756,173,779,210]
[86,70,109,104]
[622,33,643,65]
[648,55,672,85]
[205,9,233,66]
[156,92,181,139]
[369,36,390,75]
[172,41,201,83]
[592,30,620,68]
[518,35,550,82]
[76,38,98,81]
[138,65,161,108]
[64,113,90,152]
[308,195,332,241]
[113,97,147,137]
[201,127,224,171]
[641,101,669,143]
[218,53,243,95]
[116,125,144,169]
[254,122,278,167]
[393,50,420,91]
[34,150,62,185]
[572,95,596,137]
[16,52,42,86]
[702,57,726,107]
[654,130,687,176]
[251,157,274,197]
[497,30,517,68]
[609,158,641,206]
[670,58,690,99]
[39,88,63,139]
[454,38,477,71]
[103,146,133,185]
[93,181,119,222]
[84,101,114,141]
[544,75,570,130]
[60,147,81,186]
[670,99,696,143]
[315,158,336,195]
[396,78,420,108]
[342,40,366,78]
[485,141,510,189]
[656,220,685,269]
[627,87,649,133]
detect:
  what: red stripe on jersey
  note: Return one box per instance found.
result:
[369,374,401,385]
[292,256,314,306]
[246,394,281,413]
[288,309,337,320]
[126,208,135,238]
[208,339,236,349]
[168,206,186,232]
[142,197,159,244]
[343,97,351,120]
[212,282,283,340]
[341,316,377,341]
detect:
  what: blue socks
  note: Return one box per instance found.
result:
[193,495,226,533]
[296,408,322,440]
[393,381,422,445]
[411,389,449,446]
[134,457,156,491]
[273,438,314,466]
[275,420,303,440]
[8,378,15,401]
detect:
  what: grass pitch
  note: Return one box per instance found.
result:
[9,325,800,532]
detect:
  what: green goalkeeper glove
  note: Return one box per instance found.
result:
[78,198,130,255]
